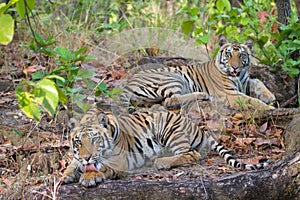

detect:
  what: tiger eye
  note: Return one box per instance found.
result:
[225,51,231,58]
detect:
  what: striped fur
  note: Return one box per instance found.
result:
[63,108,270,187]
[121,36,275,110]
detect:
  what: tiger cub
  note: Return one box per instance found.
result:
[62,108,270,187]
[121,36,275,111]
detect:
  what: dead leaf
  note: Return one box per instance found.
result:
[265,127,283,137]
[205,158,213,166]
[23,65,45,74]
[257,11,269,23]
[219,135,231,143]
[271,148,285,154]
[206,119,222,131]
[255,138,281,149]
[235,138,256,146]
[108,67,126,80]
[242,156,265,165]
[259,122,268,133]
[0,73,12,80]
[59,160,67,172]
[2,176,13,187]
[232,113,243,120]
[274,128,283,137]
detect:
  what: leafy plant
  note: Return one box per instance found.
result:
[95,82,123,102]
[16,75,63,121]
[269,15,300,77]
[16,34,97,121]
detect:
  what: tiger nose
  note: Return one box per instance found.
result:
[82,155,91,161]
[232,65,238,69]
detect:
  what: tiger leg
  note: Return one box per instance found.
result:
[164,92,210,108]
[62,159,83,184]
[79,165,118,187]
[248,79,276,104]
[229,93,275,110]
[154,150,200,169]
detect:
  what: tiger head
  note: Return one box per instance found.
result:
[70,109,115,173]
[216,35,253,78]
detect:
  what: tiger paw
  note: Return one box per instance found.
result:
[193,92,210,101]
[61,165,82,184]
[79,171,106,187]
[62,174,78,184]
[154,157,173,169]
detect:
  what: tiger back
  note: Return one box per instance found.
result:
[121,36,275,111]
[62,108,270,187]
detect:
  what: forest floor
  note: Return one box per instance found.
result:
[0,39,298,199]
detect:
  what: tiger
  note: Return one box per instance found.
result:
[121,36,275,111]
[62,108,270,187]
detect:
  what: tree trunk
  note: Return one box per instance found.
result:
[50,152,300,200]
[275,0,291,27]
[229,0,242,8]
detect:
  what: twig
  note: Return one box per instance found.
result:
[280,94,297,107]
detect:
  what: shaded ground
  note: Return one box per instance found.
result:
[0,40,299,199]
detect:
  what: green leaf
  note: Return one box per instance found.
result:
[0,3,6,14]
[12,129,23,137]
[54,46,72,63]
[0,14,14,45]
[0,0,19,14]
[84,54,97,61]
[34,32,47,46]
[216,0,231,11]
[74,46,87,57]
[16,0,35,18]
[189,7,198,16]
[96,82,108,91]
[36,78,59,117]
[240,17,250,26]
[77,69,95,79]
[54,85,68,104]
[258,36,269,46]
[195,34,210,45]
[75,101,91,113]
[32,70,46,80]
[47,74,66,83]
[15,81,41,121]
[110,88,123,95]
[181,20,195,36]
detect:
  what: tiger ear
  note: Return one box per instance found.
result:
[245,40,254,50]
[98,112,109,128]
[218,35,228,47]
[68,118,78,131]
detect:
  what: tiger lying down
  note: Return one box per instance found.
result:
[62,108,270,187]
[121,36,275,111]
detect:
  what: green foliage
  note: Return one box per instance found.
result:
[178,0,299,78]
[95,82,123,102]
[16,33,97,121]
[0,0,18,45]
[16,0,35,18]
[16,77,59,121]
[268,16,300,77]
[0,13,14,45]
[0,0,36,45]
